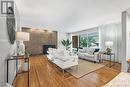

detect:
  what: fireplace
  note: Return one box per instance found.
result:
[43,45,56,54]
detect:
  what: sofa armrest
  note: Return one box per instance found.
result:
[94,52,99,62]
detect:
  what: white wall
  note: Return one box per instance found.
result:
[126,12,130,61]
[99,22,122,63]
[122,10,130,72]
[0,0,20,86]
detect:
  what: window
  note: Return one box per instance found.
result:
[79,32,99,48]
[72,36,78,48]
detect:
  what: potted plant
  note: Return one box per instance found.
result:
[61,39,72,50]
[24,46,31,59]
[106,48,112,54]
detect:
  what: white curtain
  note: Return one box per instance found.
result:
[99,22,122,63]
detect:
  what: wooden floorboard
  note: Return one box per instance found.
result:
[13,55,120,87]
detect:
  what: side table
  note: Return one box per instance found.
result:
[104,53,115,68]
[98,52,115,68]
[98,51,106,63]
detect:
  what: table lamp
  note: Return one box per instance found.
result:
[105,41,113,54]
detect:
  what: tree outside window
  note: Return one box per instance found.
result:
[79,32,99,48]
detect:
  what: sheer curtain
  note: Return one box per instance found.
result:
[99,22,122,63]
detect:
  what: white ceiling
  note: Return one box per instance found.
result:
[14,0,130,33]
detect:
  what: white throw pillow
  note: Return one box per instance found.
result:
[86,48,95,55]
[52,49,56,55]
[83,47,88,49]
[83,47,88,52]
[48,48,53,54]
[54,49,71,61]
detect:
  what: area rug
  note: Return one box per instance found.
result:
[66,59,105,78]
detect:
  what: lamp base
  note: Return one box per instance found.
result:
[17,41,25,55]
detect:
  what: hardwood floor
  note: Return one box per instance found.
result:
[13,55,120,87]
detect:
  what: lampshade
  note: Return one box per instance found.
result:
[16,32,30,41]
[105,41,113,47]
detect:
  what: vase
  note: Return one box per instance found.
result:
[23,62,29,71]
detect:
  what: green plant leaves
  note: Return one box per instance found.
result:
[61,39,71,50]
[79,36,97,47]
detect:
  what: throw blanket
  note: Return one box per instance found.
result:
[103,72,130,87]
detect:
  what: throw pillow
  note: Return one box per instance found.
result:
[86,48,95,55]
[93,48,100,54]
[78,49,86,53]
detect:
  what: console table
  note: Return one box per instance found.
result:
[7,55,29,87]
[99,52,115,68]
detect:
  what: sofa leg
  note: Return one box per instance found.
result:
[62,69,65,78]
[62,69,64,74]
[94,61,96,63]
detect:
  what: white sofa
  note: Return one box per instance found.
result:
[78,47,100,63]
[47,48,78,71]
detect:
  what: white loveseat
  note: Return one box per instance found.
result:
[78,47,100,63]
[47,48,78,71]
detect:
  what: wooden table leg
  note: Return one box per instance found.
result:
[28,58,29,87]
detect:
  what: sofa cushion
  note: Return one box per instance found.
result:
[86,48,95,55]
[83,53,94,57]
[64,50,70,56]
[56,49,64,55]
[85,53,94,57]
[48,48,57,56]
[79,47,88,53]
[54,49,71,61]
[78,49,86,53]
[48,48,53,54]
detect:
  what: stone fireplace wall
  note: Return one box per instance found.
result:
[22,27,57,55]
